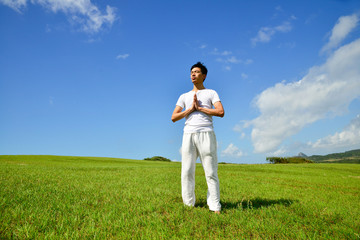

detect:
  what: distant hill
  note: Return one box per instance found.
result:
[306,149,360,163]
[297,152,308,158]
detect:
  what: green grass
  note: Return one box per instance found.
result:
[1,155,359,239]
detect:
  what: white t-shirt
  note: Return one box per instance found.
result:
[176,89,221,133]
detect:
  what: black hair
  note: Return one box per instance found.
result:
[191,62,208,75]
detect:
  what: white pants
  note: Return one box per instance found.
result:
[181,131,221,211]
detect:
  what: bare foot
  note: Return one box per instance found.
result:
[214,211,220,214]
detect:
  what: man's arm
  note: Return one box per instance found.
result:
[171,105,195,122]
[172,94,224,122]
[196,100,225,118]
[172,94,198,122]
[194,94,224,118]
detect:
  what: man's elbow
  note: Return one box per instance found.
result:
[219,110,225,118]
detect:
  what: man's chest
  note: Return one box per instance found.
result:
[185,93,212,108]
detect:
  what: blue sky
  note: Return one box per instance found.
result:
[1,0,360,163]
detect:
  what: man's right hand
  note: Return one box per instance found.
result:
[171,93,198,123]
[191,94,198,112]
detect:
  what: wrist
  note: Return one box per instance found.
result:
[186,108,195,116]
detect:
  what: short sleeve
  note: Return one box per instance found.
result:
[176,94,185,109]
[211,90,221,105]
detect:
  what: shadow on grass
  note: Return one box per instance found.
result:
[195,197,297,210]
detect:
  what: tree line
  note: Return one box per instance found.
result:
[266,157,314,164]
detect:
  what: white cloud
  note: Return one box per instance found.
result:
[216,56,253,65]
[244,36,360,154]
[221,143,244,158]
[221,50,232,56]
[116,53,129,60]
[224,66,231,71]
[244,59,253,65]
[241,73,248,79]
[272,6,283,19]
[309,115,360,150]
[321,13,359,54]
[275,6,283,12]
[251,21,292,46]
[205,47,253,71]
[0,0,26,12]
[226,56,240,63]
[240,132,246,139]
[0,0,117,33]
[233,120,251,133]
[211,48,232,56]
[217,56,241,64]
[268,147,287,157]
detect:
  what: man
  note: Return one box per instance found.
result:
[171,62,224,214]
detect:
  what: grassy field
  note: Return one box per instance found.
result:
[0,155,359,239]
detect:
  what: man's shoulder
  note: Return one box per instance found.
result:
[180,90,194,97]
[177,91,193,102]
[179,89,218,97]
[202,89,219,95]
[201,89,220,102]
[203,89,217,93]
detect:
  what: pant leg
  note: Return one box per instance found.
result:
[197,131,221,211]
[181,133,198,207]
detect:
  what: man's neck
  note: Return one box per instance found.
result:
[192,84,205,92]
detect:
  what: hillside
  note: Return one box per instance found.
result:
[307,149,360,163]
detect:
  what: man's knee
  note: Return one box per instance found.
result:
[182,169,194,179]
[206,172,218,182]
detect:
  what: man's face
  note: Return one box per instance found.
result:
[191,67,206,84]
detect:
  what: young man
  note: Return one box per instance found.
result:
[171,62,224,214]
